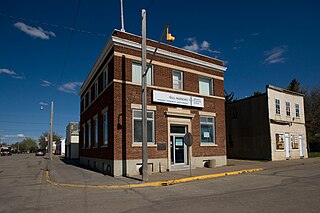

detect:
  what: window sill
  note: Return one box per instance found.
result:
[101,145,108,148]
[275,149,285,152]
[92,146,98,149]
[200,143,217,147]
[132,143,157,148]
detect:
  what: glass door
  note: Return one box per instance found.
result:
[170,125,187,165]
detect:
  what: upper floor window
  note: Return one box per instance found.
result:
[286,101,290,116]
[295,104,300,118]
[80,97,84,113]
[275,99,280,114]
[172,70,183,90]
[103,65,109,89]
[94,81,99,99]
[132,62,153,85]
[200,116,215,144]
[199,77,213,96]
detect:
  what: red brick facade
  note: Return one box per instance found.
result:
[79,30,227,176]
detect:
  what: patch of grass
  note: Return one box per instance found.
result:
[308,152,320,158]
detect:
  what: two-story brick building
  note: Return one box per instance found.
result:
[79,30,227,176]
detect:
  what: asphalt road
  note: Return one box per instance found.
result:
[1,154,320,213]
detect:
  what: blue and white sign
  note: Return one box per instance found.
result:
[152,90,204,108]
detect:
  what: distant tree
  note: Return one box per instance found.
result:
[38,132,61,149]
[19,138,37,153]
[287,78,301,93]
[253,91,262,96]
[304,86,320,149]
[224,90,236,103]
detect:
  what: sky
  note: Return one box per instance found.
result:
[0,0,319,145]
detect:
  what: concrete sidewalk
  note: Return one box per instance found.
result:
[46,156,320,189]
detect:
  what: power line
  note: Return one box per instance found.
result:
[0,11,108,37]
[54,0,82,101]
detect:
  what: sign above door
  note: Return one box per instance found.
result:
[152,90,204,108]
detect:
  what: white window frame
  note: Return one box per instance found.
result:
[295,104,300,118]
[200,116,216,144]
[132,62,153,85]
[172,70,183,90]
[93,115,98,148]
[132,109,155,144]
[199,77,213,96]
[275,99,280,115]
[102,108,108,147]
[286,101,290,117]
[87,120,91,148]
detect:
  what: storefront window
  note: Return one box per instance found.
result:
[132,109,154,143]
[200,116,215,144]
[276,133,284,150]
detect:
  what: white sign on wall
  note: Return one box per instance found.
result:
[152,90,204,108]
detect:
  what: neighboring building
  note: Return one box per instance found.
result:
[65,122,79,159]
[55,139,65,156]
[226,85,308,161]
[79,29,227,176]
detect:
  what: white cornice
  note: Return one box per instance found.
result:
[80,35,227,96]
[112,36,227,72]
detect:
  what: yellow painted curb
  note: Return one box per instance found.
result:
[44,168,263,189]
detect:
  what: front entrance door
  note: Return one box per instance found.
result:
[170,125,187,165]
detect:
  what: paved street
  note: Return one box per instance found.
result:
[1,154,320,213]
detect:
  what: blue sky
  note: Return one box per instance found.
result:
[1,0,319,144]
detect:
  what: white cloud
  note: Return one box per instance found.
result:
[14,22,56,40]
[58,82,82,95]
[183,38,221,57]
[0,68,25,80]
[183,37,200,52]
[4,134,25,138]
[41,80,53,87]
[39,102,48,106]
[264,46,287,64]
[251,32,260,36]
[0,68,16,75]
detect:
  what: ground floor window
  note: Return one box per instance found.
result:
[103,111,108,146]
[132,109,154,143]
[200,116,215,144]
[275,133,284,150]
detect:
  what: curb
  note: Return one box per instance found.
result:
[44,168,263,189]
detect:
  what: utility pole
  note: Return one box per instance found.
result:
[49,101,54,161]
[141,9,148,182]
